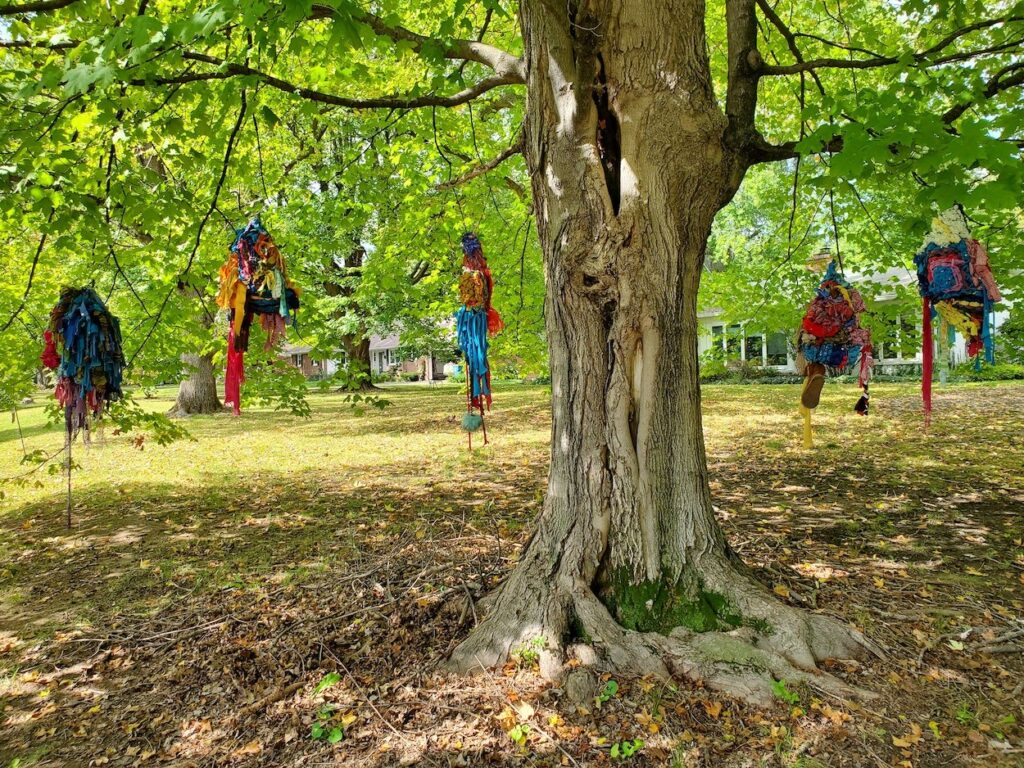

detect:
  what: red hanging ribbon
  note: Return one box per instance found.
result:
[922,297,932,427]
[225,327,244,416]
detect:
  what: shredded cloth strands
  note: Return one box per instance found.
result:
[215,217,300,415]
[455,232,503,448]
[795,260,873,448]
[41,287,125,440]
[915,206,1001,425]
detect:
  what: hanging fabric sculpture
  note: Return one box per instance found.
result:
[795,260,873,448]
[915,205,1001,425]
[41,287,125,439]
[455,232,503,448]
[215,217,300,415]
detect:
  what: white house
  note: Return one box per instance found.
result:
[698,257,1011,374]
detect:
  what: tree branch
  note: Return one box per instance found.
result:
[0,0,78,14]
[942,61,1024,123]
[125,52,523,110]
[750,59,1024,166]
[436,135,523,189]
[725,0,762,141]
[126,91,248,368]
[310,4,525,82]
[758,12,1024,75]
[754,0,826,93]
[0,210,54,334]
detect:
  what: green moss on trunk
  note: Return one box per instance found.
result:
[602,568,745,634]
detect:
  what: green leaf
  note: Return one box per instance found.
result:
[314,672,341,695]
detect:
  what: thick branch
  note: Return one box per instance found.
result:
[329,6,526,83]
[942,62,1024,123]
[750,60,1023,165]
[0,39,76,49]
[747,132,844,163]
[755,0,826,93]
[759,12,1024,75]
[127,52,523,110]
[725,0,761,139]
[0,0,77,14]
[436,136,523,189]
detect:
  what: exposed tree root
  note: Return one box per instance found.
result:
[447,565,880,708]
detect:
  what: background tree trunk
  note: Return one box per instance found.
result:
[449,0,875,704]
[168,352,221,417]
[339,327,376,391]
[326,244,377,391]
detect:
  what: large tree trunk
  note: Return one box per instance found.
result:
[339,327,377,391]
[449,0,875,704]
[326,245,377,391]
[168,352,221,417]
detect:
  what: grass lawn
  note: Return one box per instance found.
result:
[1,380,1022,767]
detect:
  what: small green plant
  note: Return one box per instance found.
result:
[314,672,341,695]
[992,713,1017,740]
[310,705,344,744]
[771,678,800,705]
[508,722,531,746]
[511,636,545,667]
[955,701,977,726]
[610,738,644,760]
[309,672,345,743]
[595,679,619,706]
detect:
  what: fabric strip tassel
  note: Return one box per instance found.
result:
[922,297,932,427]
[799,378,813,448]
[225,327,244,416]
[983,297,995,365]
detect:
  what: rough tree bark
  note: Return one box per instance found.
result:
[339,330,375,389]
[448,0,878,705]
[325,245,377,391]
[168,351,221,417]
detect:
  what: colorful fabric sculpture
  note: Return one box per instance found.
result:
[915,206,1001,423]
[455,232,503,447]
[41,287,124,438]
[795,260,872,447]
[215,217,300,415]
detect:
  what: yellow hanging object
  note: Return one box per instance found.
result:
[799,378,813,448]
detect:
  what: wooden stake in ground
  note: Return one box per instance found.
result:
[65,428,72,529]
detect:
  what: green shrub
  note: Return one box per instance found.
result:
[951,362,1024,382]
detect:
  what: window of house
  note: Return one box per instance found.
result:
[766,332,788,366]
[744,333,764,365]
[711,325,724,349]
[726,324,742,358]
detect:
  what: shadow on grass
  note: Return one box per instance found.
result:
[1,382,1023,767]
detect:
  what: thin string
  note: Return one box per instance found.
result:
[252,111,270,203]
[828,184,844,274]
[432,106,467,225]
